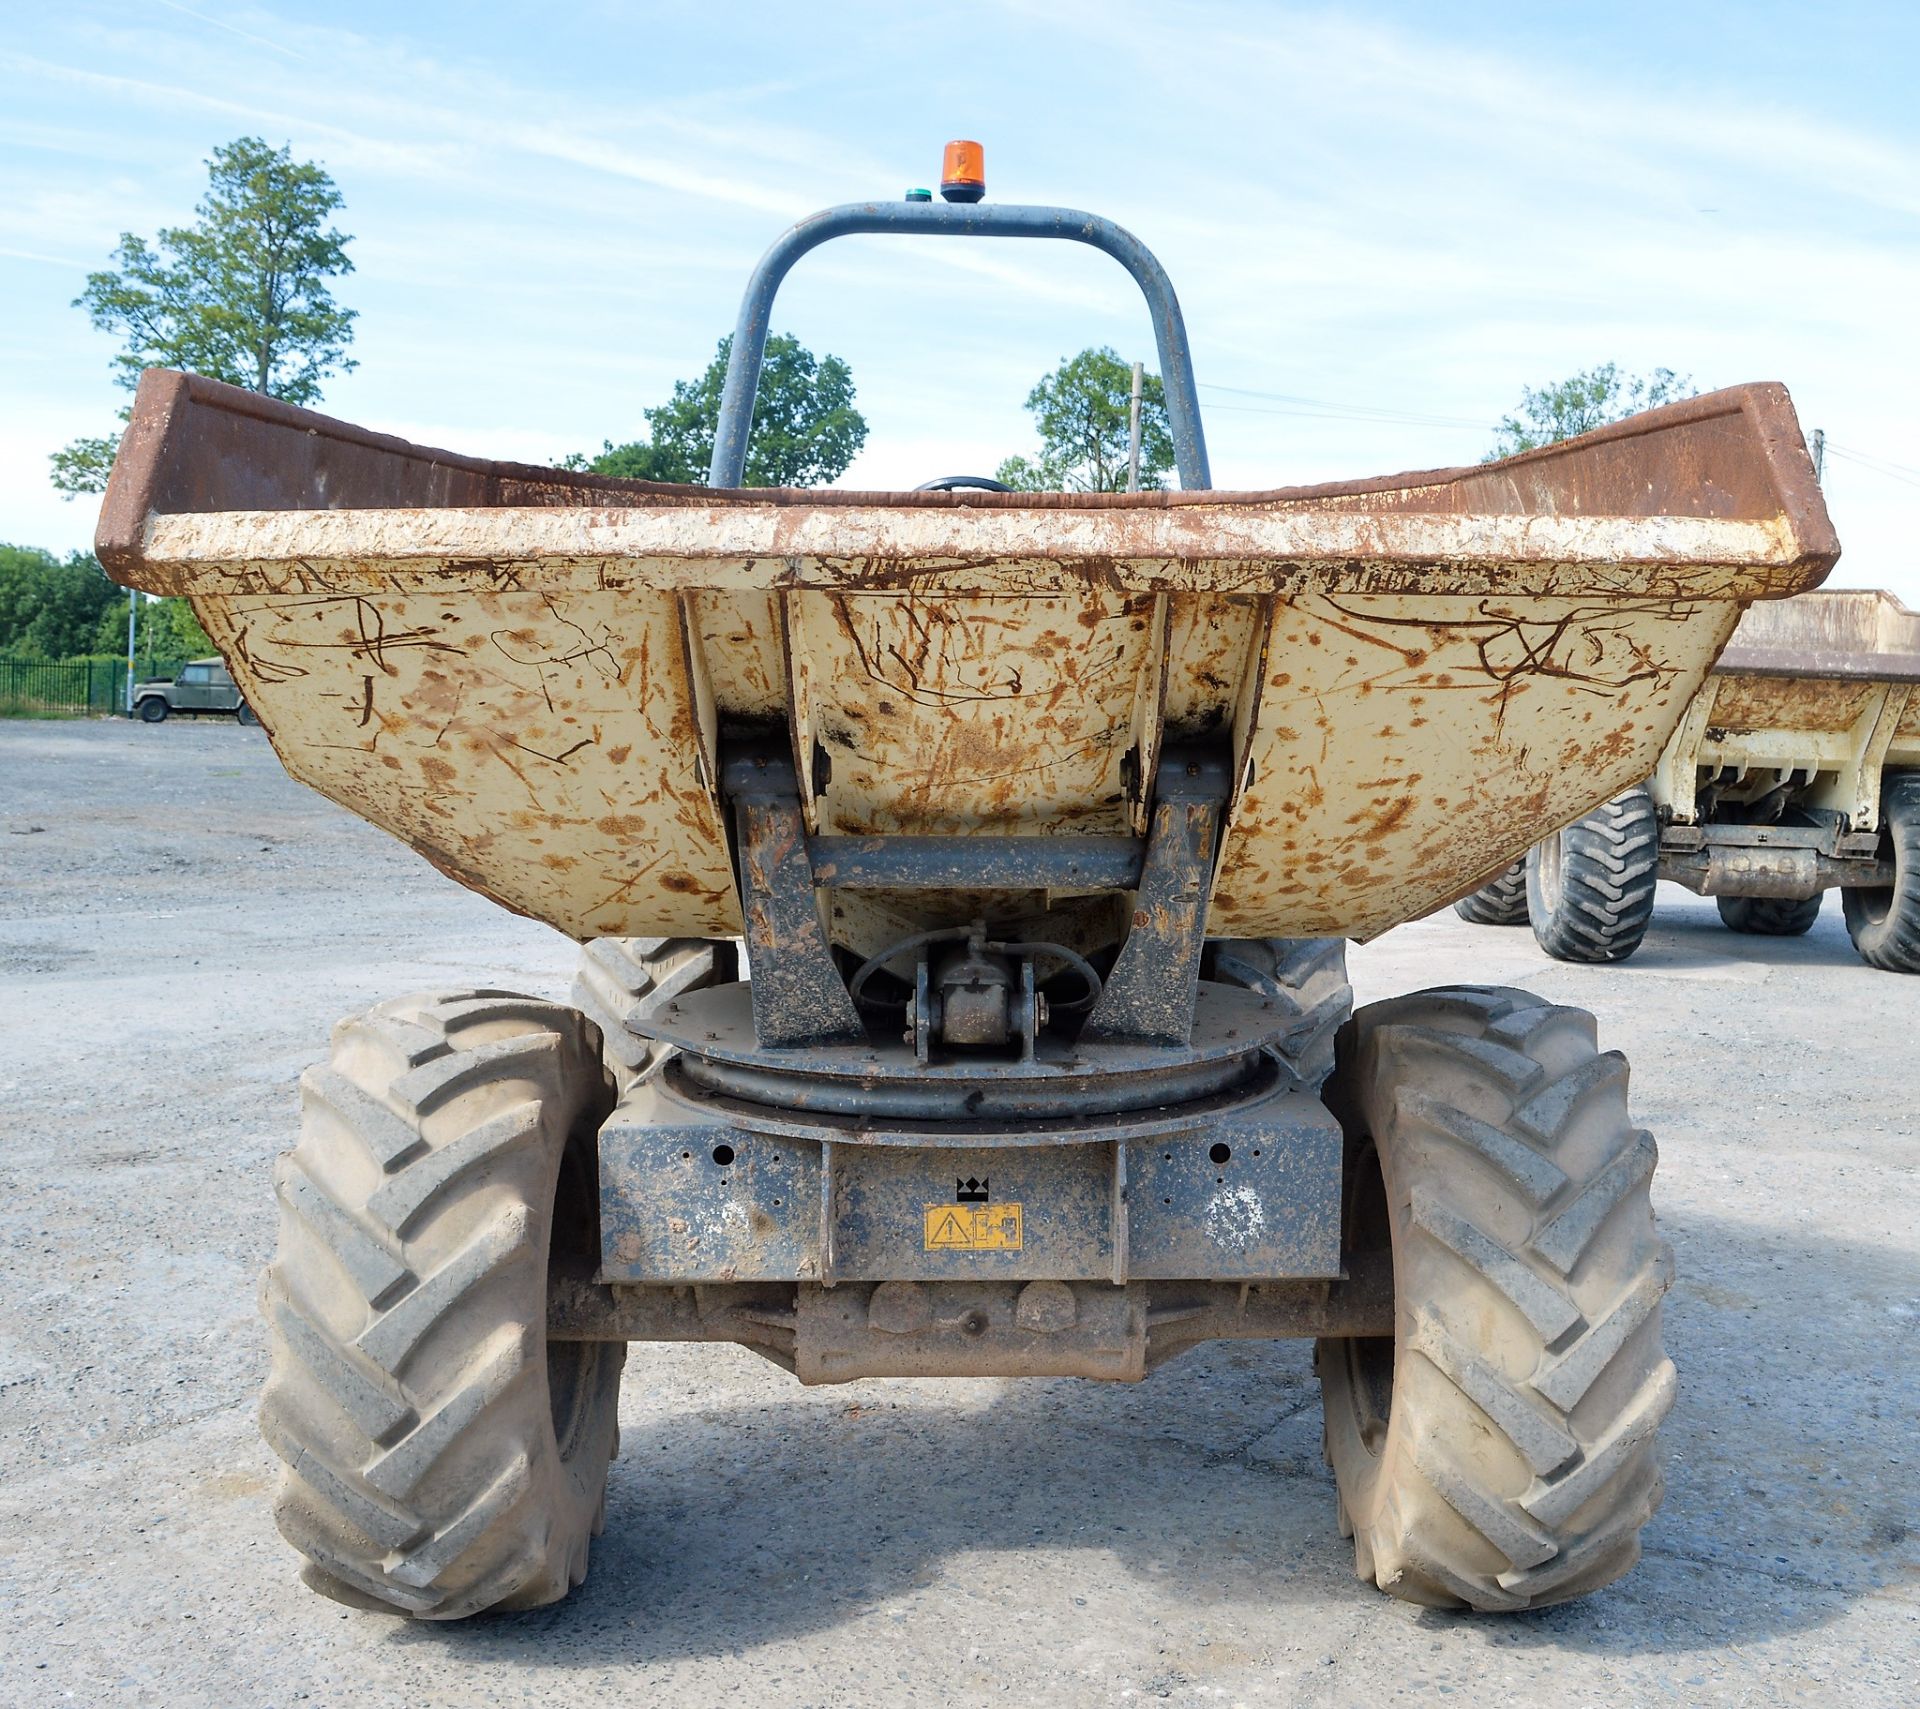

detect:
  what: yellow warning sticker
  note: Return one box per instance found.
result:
[923,1203,1024,1252]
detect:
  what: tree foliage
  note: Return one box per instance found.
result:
[1488,364,1696,458]
[0,545,209,662]
[996,346,1175,493]
[0,546,121,658]
[570,333,867,488]
[54,136,356,495]
[126,595,214,663]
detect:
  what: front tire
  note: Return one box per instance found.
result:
[261,991,622,1618]
[1203,937,1352,1088]
[1527,787,1659,963]
[1716,893,1821,936]
[1843,771,1920,972]
[570,937,733,1090]
[1454,861,1530,926]
[1317,985,1674,1611]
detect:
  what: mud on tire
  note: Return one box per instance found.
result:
[261,991,623,1618]
[1842,770,1920,973]
[1527,786,1659,963]
[1317,985,1674,1611]
[571,937,733,1089]
[1454,861,1530,927]
[1202,937,1352,1088]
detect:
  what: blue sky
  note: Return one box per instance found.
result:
[4,1,1917,600]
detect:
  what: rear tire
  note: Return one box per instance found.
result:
[1202,937,1352,1087]
[260,991,622,1618]
[1716,893,1821,936]
[571,937,733,1090]
[1843,770,1920,972]
[138,697,167,723]
[1527,787,1658,963]
[237,700,259,726]
[1454,861,1530,926]
[1317,985,1674,1611]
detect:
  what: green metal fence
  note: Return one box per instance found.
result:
[0,657,189,717]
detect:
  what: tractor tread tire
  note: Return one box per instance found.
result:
[1842,770,1920,973]
[1527,788,1659,963]
[1318,985,1673,1612]
[571,937,729,1086]
[1716,893,1822,936]
[1203,937,1353,1088]
[261,991,622,1619]
[1454,861,1530,927]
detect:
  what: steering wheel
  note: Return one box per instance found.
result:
[914,475,1014,493]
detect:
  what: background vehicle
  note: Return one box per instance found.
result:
[131,656,257,724]
[1458,590,1918,972]
[98,155,1836,1620]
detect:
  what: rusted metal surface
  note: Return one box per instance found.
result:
[187,583,740,938]
[643,982,1283,1125]
[99,370,1837,943]
[544,1265,1395,1382]
[1653,590,1919,837]
[789,588,1159,838]
[596,1069,1343,1286]
[1715,587,1920,682]
[1663,838,1895,899]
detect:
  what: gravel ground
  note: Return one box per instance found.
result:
[0,719,1915,1708]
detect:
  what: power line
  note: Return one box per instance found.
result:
[1198,380,1488,429]
[1198,389,1920,484]
[1825,443,1920,489]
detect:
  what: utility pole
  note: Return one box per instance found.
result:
[125,587,137,714]
[1126,360,1143,493]
[1809,427,1826,484]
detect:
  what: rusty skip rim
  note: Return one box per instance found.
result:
[1714,590,1920,684]
[96,371,1839,601]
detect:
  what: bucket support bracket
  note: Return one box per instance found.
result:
[1079,748,1231,1049]
[723,746,867,1049]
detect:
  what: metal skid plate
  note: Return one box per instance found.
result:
[598,1073,1342,1285]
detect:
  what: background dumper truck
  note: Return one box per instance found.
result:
[98,165,1837,1618]
[1457,589,1919,972]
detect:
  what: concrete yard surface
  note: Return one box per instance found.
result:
[0,720,1915,1707]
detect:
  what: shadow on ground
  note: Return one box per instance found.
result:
[380,1205,1918,1671]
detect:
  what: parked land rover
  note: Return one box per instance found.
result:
[132,658,257,724]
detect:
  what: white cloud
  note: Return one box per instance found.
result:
[1,0,1914,601]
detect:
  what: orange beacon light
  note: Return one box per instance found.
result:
[940,140,986,203]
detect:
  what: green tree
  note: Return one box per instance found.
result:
[558,440,694,484]
[54,136,357,495]
[86,592,211,665]
[996,347,1174,493]
[569,333,867,488]
[0,546,122,658]
[1488,364,1696,458]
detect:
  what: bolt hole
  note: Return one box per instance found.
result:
[1162,1197,1172,1206]
[1209,1142,1232,1165]
[772,1153,781,1163]
[1252,1148,1261,1158]
[960,1311,989,1337]
[772,1198,781,1207]
[1215,1175,1225,1184]
[680,1150,692,1162]
[1163,1152,1173,1162]
[711,1143,736,1167]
